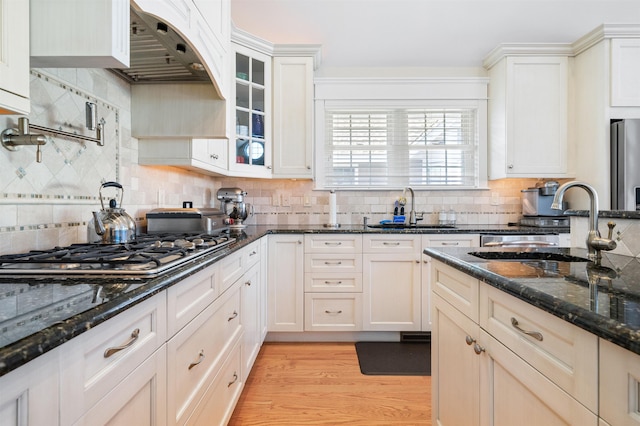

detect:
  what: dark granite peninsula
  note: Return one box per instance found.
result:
[424,246,640,355]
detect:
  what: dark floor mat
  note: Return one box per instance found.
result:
[355,341,431,376]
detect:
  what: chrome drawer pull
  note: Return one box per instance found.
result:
[104,328,140,358]
[324,280,342,285]
[441,242,460,246]
[228,311,238,321]
[228,372,239,387]
[324,310,343,314]
[511,317,543,341]
[324,261,342,265]
[249,250,257,256]
[324,242,342,246]
[188,350,205,370]
[383,242,401,246]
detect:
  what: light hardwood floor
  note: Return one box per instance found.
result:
[228,342,431,425]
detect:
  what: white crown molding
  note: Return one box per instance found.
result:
[230,22,274,55]
[272,44,323,69]
[483,24,640,69]
[572,23,640,55]
[483,43,574,69]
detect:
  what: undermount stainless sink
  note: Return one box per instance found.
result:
[468,251,590,262]
[367,223,456,229]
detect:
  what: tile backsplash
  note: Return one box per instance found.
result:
[0,67,544,255]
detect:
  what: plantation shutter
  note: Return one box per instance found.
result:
[324,108,478,188]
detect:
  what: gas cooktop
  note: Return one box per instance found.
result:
[0,232,235,276]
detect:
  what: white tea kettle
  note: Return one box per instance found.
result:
[88,182,136,244]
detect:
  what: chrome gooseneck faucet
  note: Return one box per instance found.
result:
[551,181,616,263]
[404,187,423,225]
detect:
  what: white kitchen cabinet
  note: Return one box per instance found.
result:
[230,43,272,178]
[138,138,228,177]
[432,292,481,426]
[74,348,167,426]
[485,54,569,179]
[599,338,640,426]
[0,347,59,426]
[30,0,129,68]
[241,261,262,381]
[431,259,598,426]
[267,234,304,331]
[0,0,30,115]
[611,38,640,106]
[259,236,269,341]
[423,233,480,248]
[304,234,363,331]
[272,56,314,178]
[59,293,167,425]
[166,278,242,425]
[363,235,421,331]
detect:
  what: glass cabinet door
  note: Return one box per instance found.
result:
[234,50,269,169]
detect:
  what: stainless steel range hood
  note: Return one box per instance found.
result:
[110,8,212,85]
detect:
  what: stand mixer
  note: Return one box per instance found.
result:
[217,187,253,228]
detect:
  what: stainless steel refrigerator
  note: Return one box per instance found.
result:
[611,119,640,211]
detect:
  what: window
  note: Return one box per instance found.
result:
[314,77,488,190]
[323,107,479,189]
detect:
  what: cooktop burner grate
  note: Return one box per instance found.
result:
[0,232,235,276]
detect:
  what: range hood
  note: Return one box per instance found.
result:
[110,8,212,85]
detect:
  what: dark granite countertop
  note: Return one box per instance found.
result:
[565,209,640,219]
[0,223,570,377]
[423,246,640,356]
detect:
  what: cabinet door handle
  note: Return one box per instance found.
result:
[324,261,342,265]
[465,335,475,345]
[383,241,401,246]
[324,241,342,246]
[210,154,219,160]
[228,372,239,387]
[511,317,543,341]
[104,328,140,358]
[473,343,485,355]
[441,242,459,246]
[228,310,238,321]
[249,250,257,256]
[324,280,342,285]
[245,280,252,286]
[188,350,205,370]
[324,310,343,314]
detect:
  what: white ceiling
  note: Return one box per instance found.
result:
[230,0,640,72]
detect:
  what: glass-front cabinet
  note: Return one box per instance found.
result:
[231,44,272,177]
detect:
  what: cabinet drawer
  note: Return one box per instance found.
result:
[167,280,242,425]
[167,263,219,337]
[185,338,243,426]
[220,249,244,294]
[480,283,598,412]
[304,234,362,253]
[304,272,363,292]
[243,240,261,269]
[304,293,362,331]
[431,260,479,321]
[423,234,480,248]
[363,234,421,253]
[304,253,362,273]
[599,338,640,426]
[59,293,167,425]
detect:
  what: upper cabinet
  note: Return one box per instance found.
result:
[230,42,272,178]
[30,0,130,68]
[484,49,571,179]
[0,0,30,115]
[610,38,640,107]
[272,56,315,179]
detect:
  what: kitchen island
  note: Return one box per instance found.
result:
[425,245,640,425]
